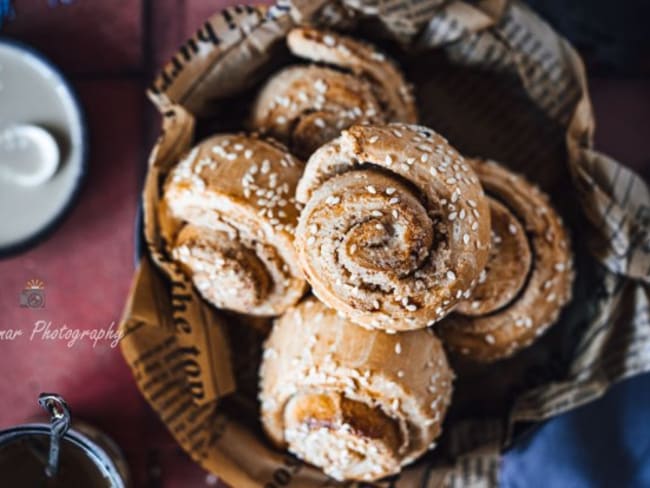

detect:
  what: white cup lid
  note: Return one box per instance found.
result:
[0,40,87,256]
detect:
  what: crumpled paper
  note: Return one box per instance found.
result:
[120,1,650,486]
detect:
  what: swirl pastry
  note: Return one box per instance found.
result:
[438,160,574,362]
[161,134,307,316]
[294,123,492,331]
[250,27,417,159]
[259,297,453,482]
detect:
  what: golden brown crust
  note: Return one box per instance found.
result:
[455,199,531,316]
[162,134,308,316]
[294,123,492,331]
[287,28,417,123]
[259,297,453,482]
[438,160,574,362]
[250,65,384,159]
[250,27,417,160]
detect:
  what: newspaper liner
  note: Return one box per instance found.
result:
[120,0,650,486]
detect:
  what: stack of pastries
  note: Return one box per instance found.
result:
[159,27,574,482]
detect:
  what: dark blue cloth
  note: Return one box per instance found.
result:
[502,373,650,488]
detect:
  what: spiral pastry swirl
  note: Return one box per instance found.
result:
[438,160,574,362]
[259,297,453,482]
[294,123,492,331]
[250,27,416,159]
[161,134,307,316]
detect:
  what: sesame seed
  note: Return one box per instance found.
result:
[369,135,379,143]
[547,293,557,302]
[314,79,328,93]
[421,154,429,163]
[389,197,400,205]
[468,199,477,208]
[478,270,487,283]
[276,115,287,124]
[323,34,336,46]
[326,196,341,205]
[472,222,479,231]
[395,343,402,354]
[367,185,377,194]
[448,212,457,221]
[509,224,518,235]
[392,129,403,137]
[375,223,384,230]
[397,370,405,378]
[446,270,456,281]
[385,155,393,165]
[554,263,566,272]
[275,95,289,107]
[463,233,470,244]
[386,187,396,195]
[314,117,326,128]
[392,209,399,218]
[349,244,357,254]
[485,334,496,344]
[371,210,383,217]
[459,209,466,220]
[446,177,457,185]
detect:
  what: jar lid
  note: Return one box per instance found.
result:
[0,39,87,257]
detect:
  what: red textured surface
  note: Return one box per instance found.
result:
[3,0,143,74]
[0,2,647,488]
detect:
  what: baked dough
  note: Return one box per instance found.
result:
[161,134,307,316]
[438,160,574,362]
[294,123,492,331]
[250,27,416,159]
[259,297,453,481]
